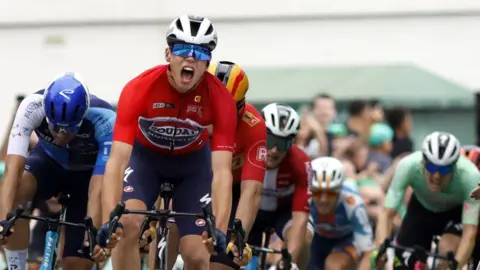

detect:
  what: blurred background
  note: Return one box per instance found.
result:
[2,0,480,148]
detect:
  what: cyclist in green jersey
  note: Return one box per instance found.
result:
[375,131,480,269]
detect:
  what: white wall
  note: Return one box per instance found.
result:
[1,1,480,135]
[1,0,480,24]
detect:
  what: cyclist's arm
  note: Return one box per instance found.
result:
[288,156,311,263]
[235,121,266,236]
[0,94,42,218]
[101,83,142,223]
[210,89,237,233]
[376,157,410,246]
[455,171,480,267]
[88,108,115,228]
[351,204,375,270]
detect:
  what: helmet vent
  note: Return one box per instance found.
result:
[49,102,56,120]
[175,19,183,32]
[190,21,201,37]
[205,24,214,35]
[61,102,67,121]
[73,105,80,121]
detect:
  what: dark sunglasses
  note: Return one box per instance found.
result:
[424,162,453,175]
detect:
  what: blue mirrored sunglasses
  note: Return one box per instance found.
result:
[47,121,80,134]
[424,162,453,175]
[171,43,211,61]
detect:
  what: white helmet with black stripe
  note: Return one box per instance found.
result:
[166,15,218,51]
[261,103,300,138]
[422,131,460,166]
[310,157,345,191]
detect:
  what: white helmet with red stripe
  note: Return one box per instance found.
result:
[310,157,345,191]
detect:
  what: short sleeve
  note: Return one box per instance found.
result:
[112,80,147,145]
[384,156,411,210]
[7,94,44,157]
[241,117,267,182]
[87,107,116,175]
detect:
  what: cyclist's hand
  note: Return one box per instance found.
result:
[0,219,15,245]
[139,221,156,253]
[96,221,123,249]
[202,228,227,255]
[226,233,252,266]
[370,249,387,270]
[91,246,110,262]
[471,184,480,199]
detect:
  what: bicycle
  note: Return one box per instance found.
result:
[247,227,292,270]
[372,237,458,270]
[105,183,218,270]
[0,193,97,270]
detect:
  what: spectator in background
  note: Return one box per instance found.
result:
[386,107,414,158]
[297,93,336,157]
[367,122,394,174]
[369,99,384,123]
[346,99,373,142]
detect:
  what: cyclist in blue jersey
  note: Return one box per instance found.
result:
[0,72,115,270]
[308,157,374,270]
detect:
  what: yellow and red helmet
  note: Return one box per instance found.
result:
[208,61,249,103]
[461,145,480,170]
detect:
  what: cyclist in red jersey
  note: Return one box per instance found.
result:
[164,61,267,269]
[208,61,267,269]
[97,15,237,270]
[246,103,314,270]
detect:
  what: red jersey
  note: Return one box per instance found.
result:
[113,65,237,154]
[260,145,312,213]
[231,103,267,185]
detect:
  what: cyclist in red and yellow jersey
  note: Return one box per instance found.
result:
[207,61,267,269]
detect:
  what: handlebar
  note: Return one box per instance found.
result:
[106,202,218,248]
[376,238,457,270]
[250,246,292,269]
[1,205,98,256]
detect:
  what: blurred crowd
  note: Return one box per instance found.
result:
[296,94,414,225]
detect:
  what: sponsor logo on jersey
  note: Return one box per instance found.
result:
[186,105,203,117]
[153,102,174,109]
[242,111,260,127]
[138,116,205,150]
[24,100,42,119]
[256,146,267,161]
[10,124,29,138]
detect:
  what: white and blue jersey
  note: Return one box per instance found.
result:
[310,185,374,252]
[7,90,115,174]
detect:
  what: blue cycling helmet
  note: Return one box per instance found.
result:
[43,72,90,132]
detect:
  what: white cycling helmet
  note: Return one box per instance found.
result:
[262,103,300,138]
[311,157,345,191]
[166,14,218,51]
[422,131,460,166]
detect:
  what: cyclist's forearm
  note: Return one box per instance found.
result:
[358,251,373,270]
[455,226,476,267]
[375,208,394,246]
[287,213,308,262]
[235,181,261,236]
[0,175,18,218]
[212,170,232,233]
[101,160,125,223]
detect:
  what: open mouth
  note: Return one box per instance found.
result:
[180,66,195,84]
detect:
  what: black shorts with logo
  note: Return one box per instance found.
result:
[25,145,92,259]
[122,142,213,238]
[394,194,462,270]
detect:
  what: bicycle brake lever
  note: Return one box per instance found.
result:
[138,216,153,243]
[106,202,125,245]
[84,217,96,257]
[232,219,245,259]
[281,247,292,270]
[201,204,217,247]
[1,205,24,239]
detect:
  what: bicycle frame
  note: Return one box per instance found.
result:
[155,183,173,270]
[40,195,68,270]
